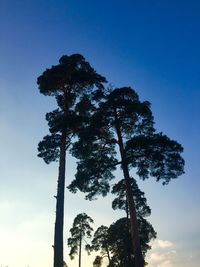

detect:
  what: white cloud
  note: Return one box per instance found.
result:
[166,250,177,255]
[150,253,166,262]
[147,239,176,267]
[151,239,174,250]
[157,240,173,248]
[157,260,173,267]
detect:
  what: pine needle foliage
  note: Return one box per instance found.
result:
[68,213,94,267]
[37,54,106,267]
[68,86,184,267]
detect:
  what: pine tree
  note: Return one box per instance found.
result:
[89,218,156,267]
[68,213,94,267]
[37,54,106,267]
[68,87,184,267]
[111,177,155,266]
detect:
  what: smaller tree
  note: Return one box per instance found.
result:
[111,177,155,265]
[93,255,103,267]
[68,213,94,267]
[89,225,111,265]
[89,218,156,267]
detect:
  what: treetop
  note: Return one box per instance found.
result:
[37,53,107,96]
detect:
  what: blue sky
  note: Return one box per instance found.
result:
[0,1,200,267]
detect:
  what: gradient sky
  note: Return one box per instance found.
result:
[0,1,200,267]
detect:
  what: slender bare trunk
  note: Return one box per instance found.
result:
[115,124,144,267]
[125,203,132,266]
[106,246,111,266]
[53,130,67,267]
[79,233,82,267]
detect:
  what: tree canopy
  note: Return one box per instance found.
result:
[37,54,107,165]
[69,87,184,198]
[111,177,151,218]
[68,213,94,267]
[68,86,184,267]
[37,54,106,267]
[89,217,156,267]
[37,55,184,267]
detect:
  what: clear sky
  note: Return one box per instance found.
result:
[0,1,200,267]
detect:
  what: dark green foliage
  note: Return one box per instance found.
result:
[93,256,103,267]
[37,54,106,267]
[68,86,184,267]
[38,55,107,166]
[37,108,83,164]
[89,218,156,267]
[68,127,118,199]
[68,155,117,200]
[38,134,61,164]
[126,133,184,184]
[95,87,155,139]
[45,109,81,134]
[68,213,94,260]
[111,178,151,218]
[137,216,157,254]
[37,54,106,97]
[89,225,109,254]
[69,87,184,196]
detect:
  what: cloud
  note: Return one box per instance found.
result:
[146,239,177,267]
[157,240,173,248]
[151,239,174,249]
[150,253,166,262]
[157,260,173,267]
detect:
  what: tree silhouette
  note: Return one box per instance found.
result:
[93,255,103,267]
[88,178,155,267]
[89,217,156,267]
[37,54,106,267]
[68,213,94,267]
[88,225,111,265]
[68,87,184,267]
[111,177,154,266]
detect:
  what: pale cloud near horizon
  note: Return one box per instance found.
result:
[151,239,174,249]
[157,260,173,267]
[147,237,200,267]
[147,239,176,267]
[157,240,173,248]
[0,200,53,267]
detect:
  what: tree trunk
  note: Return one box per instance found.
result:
[115,125,144,267]
[106,246,111,266]
[125,204,132,267]
[79,233,82,267]
[53,130,67,267]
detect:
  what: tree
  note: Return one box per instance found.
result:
[68,213,94,267]
[37,54,106,267]
[89,217,156,267]
[108,217,156,267]
[88,178,155,267]
[111,177,155,266]
[68,87,184,267]
[88,225,111,265]
[93,255,103,267]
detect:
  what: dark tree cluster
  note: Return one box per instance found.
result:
[37,54,184,267]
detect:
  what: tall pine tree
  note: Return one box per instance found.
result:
[37,54,106,267]
[69,87,184,267]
